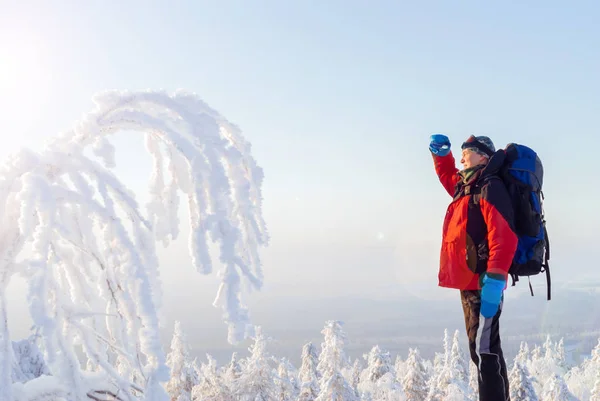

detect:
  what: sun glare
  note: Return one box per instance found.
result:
[0,31,54,155]
[0,37,49,98]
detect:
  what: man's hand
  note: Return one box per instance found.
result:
[480,274,505,318]
[429,134,451,156]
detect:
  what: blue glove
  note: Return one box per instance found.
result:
[429,134,451,156]
[480,274,505,318]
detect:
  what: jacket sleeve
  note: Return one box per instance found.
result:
[432,153,460,197]
[479,178,518,280]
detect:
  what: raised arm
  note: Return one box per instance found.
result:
[429,134,460,197]
[432,152,460,197]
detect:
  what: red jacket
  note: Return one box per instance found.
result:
[433,151,518,290]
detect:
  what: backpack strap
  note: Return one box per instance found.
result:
[543,224,551,300]
[467,175,502,205]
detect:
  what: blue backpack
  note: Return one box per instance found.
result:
[500,143,551,300]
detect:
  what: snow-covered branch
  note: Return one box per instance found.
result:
[0,90,268,401]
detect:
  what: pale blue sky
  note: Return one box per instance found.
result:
[1,1,599,332]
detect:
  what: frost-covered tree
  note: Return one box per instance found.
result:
[426,330,468,401]
[560,336,600,401]
[317,321,349,384]
[369,371,404,400]
[582,338,600,392]
[166,321,198,401]
[540,335,566,376]
[191,355,231,401]
[358,345,402,400]
[467,361,478,401]
[0,90,268,401]
[541,374,578,401]
[276,359,296,401]
[348,359,362,396]
[508,361,538,401]
[591,367,600,401]
[448,330,468,385]
[444,383,467,401]
[555,338,568,371]
[591,338,600,365]
[543,335,555,360]
[442,329,450,367]
[516,342,530,366]
[360,345,393,384]
[281,357,300,397]
[298,343,320,401]
[426,347,446,400]
[402,348,428,401]
[222,352,241,384]
[394,354,406,384]
[235,327,276,401]
[431,353,444,378]
[316,321,356,401]
[531,345,543,363]
[315,372,358,401]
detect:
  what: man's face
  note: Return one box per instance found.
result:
[460,148,487,170]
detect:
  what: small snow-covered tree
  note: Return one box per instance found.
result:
[531,345,543,363]
[591,367,600,401]
[516,342,530,366]
[541,374,578,401]
[360,345,393,384]
[402,348,428,401]
[444,383,466,401]
[442,329,450,367]
[394,354,406,384]
[317,321,349,384]
[0,90,268,401]
[429,329,451,392]
[358,345,402,400]
[426,343,446,401]
[555,338,568,371]
[508,361,538,401]
[540,335,566,376]
[591,338,600,365]
[467,361,478,401]
[348,359,362,396]
[316,321,356,401]
[448,330,468,385]
[191,354,231,401]
[579,338,600,396]
[276,359,296,401]
[315,372,358,401]
[543,335,554,360]
[432,353,444,378]
[222,352,241,385]
[281,357,300,397]
[235,327,276,401]
[166,321,198,401]
[298,343,320,401]
[426,330,468,401]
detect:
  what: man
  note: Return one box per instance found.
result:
[429,134,518,401]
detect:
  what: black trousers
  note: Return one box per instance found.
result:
[461,290,510,401]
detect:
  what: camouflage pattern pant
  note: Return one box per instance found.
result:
[461,290,510,401]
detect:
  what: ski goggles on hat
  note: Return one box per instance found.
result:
[460,135,494,157]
